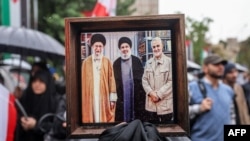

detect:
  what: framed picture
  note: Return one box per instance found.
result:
[65,14,189,138]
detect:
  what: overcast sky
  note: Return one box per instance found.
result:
[158,0,250,44]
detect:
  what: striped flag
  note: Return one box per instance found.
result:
[1,0,21,27]
[0,84,17,141]
[92,0,117,17]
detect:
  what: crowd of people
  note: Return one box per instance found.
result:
[188,54,250,141]
[1,33,250,141]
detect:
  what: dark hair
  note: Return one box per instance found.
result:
[31,70,51,85]
[31,61,48,72]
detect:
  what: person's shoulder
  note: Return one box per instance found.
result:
[234,83,243,90]
[102,56,113,65]
[131,55,143,63]
[146,57,154,65]
[113,57,121,64]
[162,54,171,65]
[162,54,171,60]
[131,55,140,60]
[221,83,234,95]
[82,56,92,64]
[102,56,112,62]
[221,82,232,90]
[242,82,250,88]
[189,80,199,87]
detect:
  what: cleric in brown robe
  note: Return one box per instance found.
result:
[81,34,117,123]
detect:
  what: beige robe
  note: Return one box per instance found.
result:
[81,56,116,123]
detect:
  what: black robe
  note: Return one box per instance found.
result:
[113,55,146,122]
[98,119,168,141]
[15,70,57,141]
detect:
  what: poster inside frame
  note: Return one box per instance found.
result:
[65,14,189,138]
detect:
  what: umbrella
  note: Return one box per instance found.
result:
[0,26,65,60]
[1,58,31,70]
[187,60,201,72]
[235,63,248,72]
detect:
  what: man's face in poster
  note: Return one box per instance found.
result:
[151,40,163,58]
[120,43,132,60]
[92,42,104,59]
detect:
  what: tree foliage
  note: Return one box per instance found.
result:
[38,0,135,44]
[237,37,250,68]
[116,0,136,15]
[38,0,96,44]
[185,16,213,64]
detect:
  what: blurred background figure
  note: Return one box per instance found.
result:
[222,62,250,124]
[0,74,17,141]
[30,62,49,77]
[15,70,57,141]
[45,61,67,141]
[13,86,23,99]
[243,72,250,115]
[14,61,50,101]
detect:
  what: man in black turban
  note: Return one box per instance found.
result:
[81,33,117,123]
[113,36,146,122]
[91,34,106,47]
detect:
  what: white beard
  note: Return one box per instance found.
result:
[120,50,132,60]
[92,48,103,59]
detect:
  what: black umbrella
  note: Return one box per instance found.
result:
[0,26,65,60]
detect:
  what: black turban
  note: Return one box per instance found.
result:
[118,37,132,48]
[91,34,106,46]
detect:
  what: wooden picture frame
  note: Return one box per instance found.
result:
[65,14,189,138]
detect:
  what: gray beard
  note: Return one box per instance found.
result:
[92,49,103,59]
[121,51,132,60]
[94,55,101,60]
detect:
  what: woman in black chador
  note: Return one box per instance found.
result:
[15,70,57,141]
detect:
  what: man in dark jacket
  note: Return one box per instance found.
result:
[113,36,146,122]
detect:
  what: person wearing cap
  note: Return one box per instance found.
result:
[81,33,117,123]
[142,37,173,123]
[223,62,250,125]
[189,54,234,141]
[113,37,146,122]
